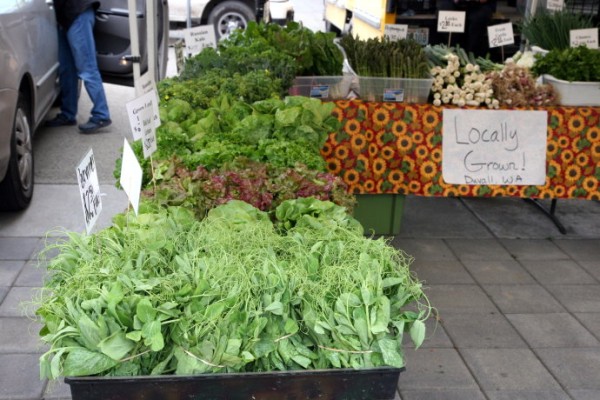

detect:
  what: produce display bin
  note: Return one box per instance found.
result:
[356,77,433,103]
[353,194,406,235]
[543,74,600,106]
[65,367,404,400]
[288,75,353,100]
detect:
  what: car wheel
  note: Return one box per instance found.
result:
[208,1,255,39]
[0,92,34,211]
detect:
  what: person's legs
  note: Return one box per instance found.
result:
[66,8,110,123]
[55,27,78,122]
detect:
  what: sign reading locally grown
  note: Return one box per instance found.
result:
[442,109,548,186]
[76,149,102,234]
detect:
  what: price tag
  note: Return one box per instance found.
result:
[384,24,408,41]
[437,11,466,33]
[134,71,161,129]
[570,28,599,49]
[487,22,515,48]
[184,25,217,57]
[119,139,143,215]
[139,103,157,159]
[546,0,564,11]
[76,149,102,234]
[383,89,405,102]
[310,85,330,99]
[126,91,159,141]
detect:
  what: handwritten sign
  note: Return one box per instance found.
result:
[546,0,564,11]
[76,149,102,234]
[184,25,217,57]
[487,22,515,48]
[385,24,408,41]
[119,139,143,215]
[437,11,466,33]
[570,28,599,49]
[126,91,159,141]
[442,109,548,185]
[135,71,161,129]
[140,102,157,159]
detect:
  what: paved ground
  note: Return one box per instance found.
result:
[1,1,600,398]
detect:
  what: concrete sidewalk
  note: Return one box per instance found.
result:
[1,193,599,400]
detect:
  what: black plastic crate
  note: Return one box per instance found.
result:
[65,367,404,400]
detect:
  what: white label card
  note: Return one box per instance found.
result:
[310,85,330,99]
[76,149,102,234]
[119,139,143,215]
[140,104,157,159]
[570,28,599,49]
[126,91,160,141]
[437,11,466,33]
[442,109,548,186]
[184,25,217,57]
[383,89,405,102]
[546,0,564,11]
[385,24,408,41]
[488,22,515,48]
[135,71,161,129]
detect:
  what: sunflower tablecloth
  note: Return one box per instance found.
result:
[322,100,600,199]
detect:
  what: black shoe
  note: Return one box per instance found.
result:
[45,114,76,127]
[79,118,112,134]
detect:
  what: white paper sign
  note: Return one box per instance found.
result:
[76,149,102,234]
[487,22,515,48]
[570,28,599,49]
[546,0,564,11]
[442,109,548,185]
[126,91,159,141]
[135,71,161,129]
[437,11,466,33]
[184,25,217,57]
[119,139,143,215]
[140,103,157,159]
[385,24,408,41]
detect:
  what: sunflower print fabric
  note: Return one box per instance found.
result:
[322,101,600,199]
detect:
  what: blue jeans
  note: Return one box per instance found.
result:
[58,7,110,122]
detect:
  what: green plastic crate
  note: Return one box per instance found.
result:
[353,194,405,235]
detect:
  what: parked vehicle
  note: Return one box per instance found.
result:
[0,0,168,211]
[169,0,294,38]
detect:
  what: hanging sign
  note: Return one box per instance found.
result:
[119,139,143,215]
[570,28,599,49]
[184,25,217,57]
[487,22,515,48]
[437,11,466,33]
[384,24,408,41]
[442,109,548,185]
[76,149,102,234]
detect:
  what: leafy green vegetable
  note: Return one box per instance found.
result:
[36,199,430,379]
[532,46,600,82]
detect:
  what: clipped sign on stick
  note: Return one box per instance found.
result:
[76,149,102,234]
[184,25,217,57]
[119,139,143,215]
[437,11,466,33]
[487,22,515,48]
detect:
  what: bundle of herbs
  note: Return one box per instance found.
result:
[338,35,430,78]
[36,198,430,379]
[519,9,598,50]
[145,157,356,219]
[531,45,600,82]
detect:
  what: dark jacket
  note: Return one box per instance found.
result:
[53,0,100,30]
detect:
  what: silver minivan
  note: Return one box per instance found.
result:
[0,0,168,211]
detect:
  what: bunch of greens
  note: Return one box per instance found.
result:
[146,157,356,219]
[223,21,344,76]
[532,45,600,82]
[179,41,297,93]
[338,35,430,78]
[158,69,282,110]
[519,9,597,50]
[115,96,341,185]
[36,199,430,379]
